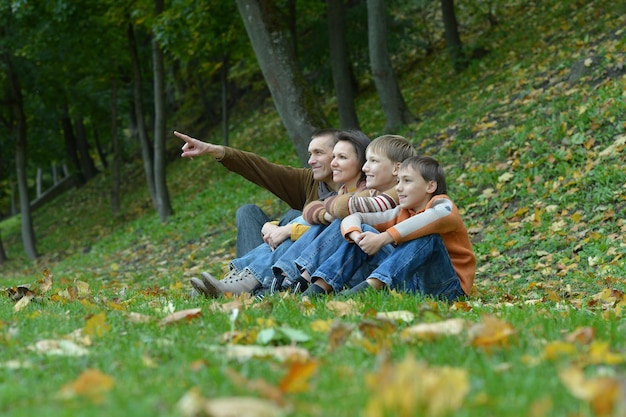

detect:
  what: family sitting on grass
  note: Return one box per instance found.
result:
[175,128,475,302]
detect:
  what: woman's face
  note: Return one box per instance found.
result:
[330,140,362,188]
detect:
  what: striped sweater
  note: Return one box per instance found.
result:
[340,195,476,295]
[303,185,399,225]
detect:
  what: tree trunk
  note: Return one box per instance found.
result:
[153,0,173,221]
[36,167,42,197]
[286,0,298,61]
[367,0,415,131]
[92,127,108,169]
[441,0,467,72]
[128,23,157,208]
[0,231,7,264]
[61,106,86,187]
[10,179,17,216]
[221,55,230,146]
[74,114,99,180]
[236,0,328,166]
[4,53,38,260]
[327,0,360,130]
[110,77,121,215]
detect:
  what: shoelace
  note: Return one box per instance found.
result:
[254,277,278,301]
[287,277,309,294]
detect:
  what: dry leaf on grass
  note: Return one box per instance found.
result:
[29,339,89,357]
[216,344,310,362]
[83,312,111,338]
[326,299,362,316]
[376,310,416,322]
[565,326,595,344]
[365,355,469,417]
[5,284,33,302]
[559,366,626,416]
[125,311,153,323]
[279,360,318,394]
[467,314,516,349]
[177,389,286,417]
[160,308,202,325]
[38,268,54,294]
[58,368,114,404]
[13,293,34,312]
[401,318,466,342]
[328,321,355,351]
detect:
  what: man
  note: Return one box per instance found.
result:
[174,129,340,257]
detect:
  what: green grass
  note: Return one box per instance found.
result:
[2,0,626,416]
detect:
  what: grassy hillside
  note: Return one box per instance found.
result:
[1,1,625,416]
[3,0,624,292]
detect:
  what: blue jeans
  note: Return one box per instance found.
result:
[309,225,394,292]
[235,204,301,257]
[232,214,308,285]
[293,220,367,289]
[312,229,465,301]
[231,237,295,285]
[271,224,327,284]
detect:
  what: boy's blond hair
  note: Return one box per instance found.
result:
[367,135,416,163]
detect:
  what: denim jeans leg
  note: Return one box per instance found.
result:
[271,225,326,283]
[293,220,343,277]
[309,225,393,292]
[231,239,295,286]
[369,234,464,301]
[235,204,270,258]
[278,209,303,226]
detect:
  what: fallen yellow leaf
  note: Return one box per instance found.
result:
[160,308,202,325]
[279,360,318,394]
[58,368,114,404]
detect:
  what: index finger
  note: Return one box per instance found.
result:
[174,130,192,144]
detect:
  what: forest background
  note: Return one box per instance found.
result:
[1,0,626,416]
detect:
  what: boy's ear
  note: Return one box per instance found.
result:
[392,162,402,175]
[426,180,438,193]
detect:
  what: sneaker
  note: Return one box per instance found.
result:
[338,280,371,295]
[253,277,281,301]
[286,276,309,294]
[190,277,219,298]
[301,283,327,297]
[201,269,261,296]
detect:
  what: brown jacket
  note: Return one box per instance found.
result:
[219,147,334,210]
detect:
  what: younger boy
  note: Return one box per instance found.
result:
[306,155,475,301]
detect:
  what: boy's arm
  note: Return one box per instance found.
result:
[340,209,397,240]
[329,188,398,219]
[387,197,457,244]
[340,213,364,241]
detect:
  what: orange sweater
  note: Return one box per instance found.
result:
[340,195,476,295]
